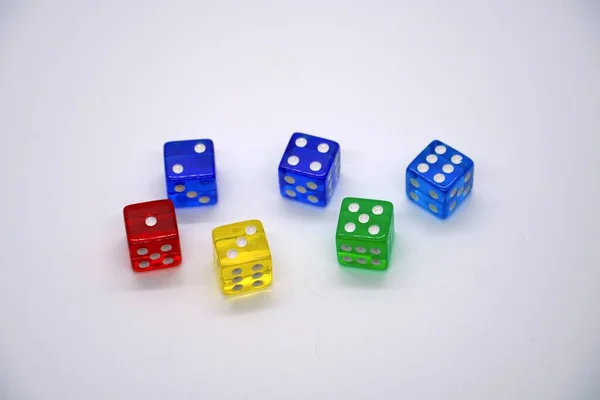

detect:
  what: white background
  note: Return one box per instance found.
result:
[1,1,599,399]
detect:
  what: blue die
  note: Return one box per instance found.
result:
[278,132,341,207]
[406,140,474,219]
[163,139,217,208]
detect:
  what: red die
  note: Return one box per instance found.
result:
[123,199,182,272]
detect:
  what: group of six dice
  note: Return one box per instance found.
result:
[123,133,474,295]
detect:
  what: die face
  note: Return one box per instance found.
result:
[335,237,390,270]
[123,199,179,242]
[123,199,181,272]
[129,238,182,272]
[278,133,341,206]
[166,179,218,207]
[218,259,273,295]
[212,219,272,295]
[444,168,474,215]
[164,139,218,207]
[164,139,216,178]
[406,140,474,219]
[335,197,394,270]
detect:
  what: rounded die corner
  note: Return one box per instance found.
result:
[287,132,305,145]
[383,200,395,214]
[340,196,357,204]
[122,203,133,216]
[245,218,263,229]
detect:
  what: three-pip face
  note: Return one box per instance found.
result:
[278,132,341,207]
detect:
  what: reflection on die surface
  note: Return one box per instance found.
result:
[406,140,474,219]
[212,219,273,295]
[278,132,341,207]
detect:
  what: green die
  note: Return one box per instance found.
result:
[335,197,395,270]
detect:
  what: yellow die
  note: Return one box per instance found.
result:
[212,219,273,295]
